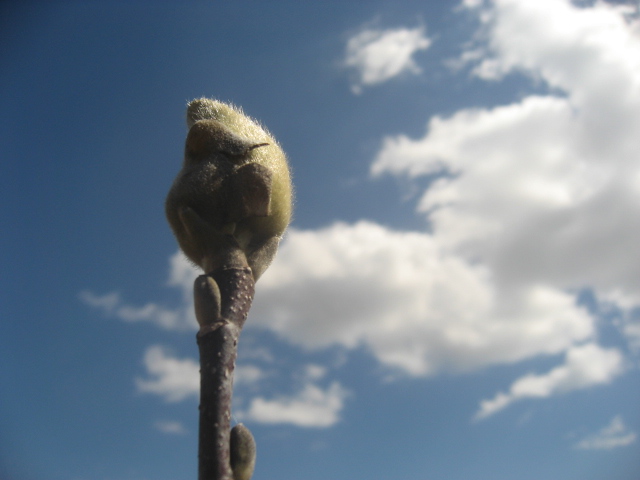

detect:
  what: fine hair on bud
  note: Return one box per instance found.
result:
[166,98,293,280]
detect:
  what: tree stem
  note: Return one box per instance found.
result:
[195,264,255,480]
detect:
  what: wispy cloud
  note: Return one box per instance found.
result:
[78,291,120,311]
[80,252,200,331]
[574,416,637,450]
[344,25,431,94]
[154,420,188,435]
[474,344,624,420]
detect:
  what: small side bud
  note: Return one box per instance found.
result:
[193,275,221,327]
[230,423,256,480]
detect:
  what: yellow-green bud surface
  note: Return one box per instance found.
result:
[166,98,293,280]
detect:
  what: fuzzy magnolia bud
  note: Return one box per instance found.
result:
[166,98,293,280]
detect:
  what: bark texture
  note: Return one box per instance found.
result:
[195,266,255,480]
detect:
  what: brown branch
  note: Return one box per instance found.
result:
[194,260,256,480]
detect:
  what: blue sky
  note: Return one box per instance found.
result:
[2,1,640,479]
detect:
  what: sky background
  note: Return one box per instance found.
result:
[2,1,640,479]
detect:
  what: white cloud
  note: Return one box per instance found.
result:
[136,346,199,403]
[253,221,594,376]
[475,343,624,420]
[470,0,640,90]
[154,420,188,435]
[574,415,638,450]
[237,381,350,428]
[344,25,431,94]
[372,0,640,347]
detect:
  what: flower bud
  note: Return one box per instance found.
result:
[166,98,293,279]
